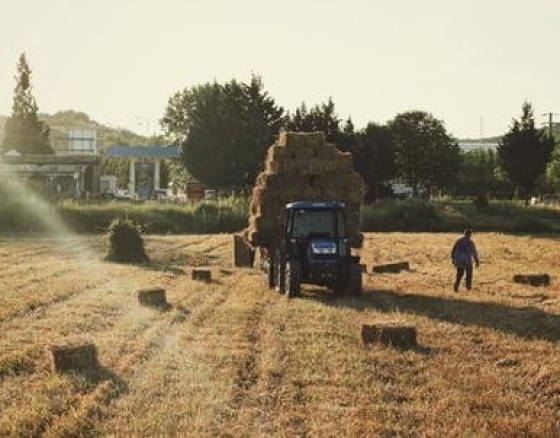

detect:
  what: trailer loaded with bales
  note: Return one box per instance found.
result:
[235,131,364,297]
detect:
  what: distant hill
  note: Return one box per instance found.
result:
[0,110,152,152]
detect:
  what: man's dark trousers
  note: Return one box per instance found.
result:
[454,264,473,291]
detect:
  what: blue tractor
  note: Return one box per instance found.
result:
[267,201,362,297]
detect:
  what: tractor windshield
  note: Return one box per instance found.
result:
[290,209,345,239]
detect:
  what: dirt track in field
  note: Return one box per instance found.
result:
[1,232,560,437]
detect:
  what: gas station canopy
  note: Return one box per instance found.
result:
[105,146,181,159]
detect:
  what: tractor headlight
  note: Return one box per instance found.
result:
[311,241,337,255]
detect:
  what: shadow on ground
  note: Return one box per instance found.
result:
[305,288,560,342]
[68,364,129,396]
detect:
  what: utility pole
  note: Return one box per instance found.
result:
[542,112,557,138]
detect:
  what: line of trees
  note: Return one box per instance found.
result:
[3,54,557,204]
[162,76,557,203]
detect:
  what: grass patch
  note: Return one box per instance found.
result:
[1,233,560,435]
[361,199,560,233]
[1,194,560,234]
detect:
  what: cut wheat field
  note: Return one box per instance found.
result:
[0,232,559,437]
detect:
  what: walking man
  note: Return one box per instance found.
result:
[451,229,480,292]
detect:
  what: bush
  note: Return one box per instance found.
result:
[105,219,149,264]
[361,199,455,232]
[473,194,489,210]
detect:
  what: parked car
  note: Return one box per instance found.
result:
[154,189,169,201]
[204,189,217,201]
[115,189,130,200]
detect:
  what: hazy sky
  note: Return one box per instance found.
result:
[1,0,559,139]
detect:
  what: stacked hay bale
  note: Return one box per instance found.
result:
[246,132,364,248]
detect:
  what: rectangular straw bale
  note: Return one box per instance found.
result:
[513,274,551,286]
[349,232,364,248]
[47,337,98,373]
[266,145,289,162]
[334,172,363,190]
[313,160,336,175]
[316,143,339,159]
[267,160,285,174]
[362,323,417,349]
[138,287,168,307]
[314,173,337,189]
[278,131,325,148]
[192,269,212,283]
[247,230,275,247]
[251,187,270,206]
[257,173,293,188]
[250,201,259,216]
[275,159,297,174]
[372,262,410,274]
[343,191,363,205]
[233,234,254,267]
[258,214,279,229]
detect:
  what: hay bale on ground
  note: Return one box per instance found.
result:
[137,287,168,307]
[192,269,212,283]
[362,323,417,349]
[513,274,551,287]
[233,235,254,267]
[371,262,410,274]
[47,337,98,373]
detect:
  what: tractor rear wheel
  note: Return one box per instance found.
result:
[347,263,363,295]
[285,260,301,298]
[267,256,275,289]
[274,251,286,293]
[333,267,348,295]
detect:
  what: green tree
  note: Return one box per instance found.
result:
[355,123,396,201]
[453,149,514,198]
[286,98,358,152]
[2,53,52,154]
[389,111,461,196]
[161,76,284,189]
[497,102,554,203]
[546,144,560,192]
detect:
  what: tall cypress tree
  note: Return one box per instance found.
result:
[2,53,53,155]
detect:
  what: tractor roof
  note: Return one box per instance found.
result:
[285,201,346,210]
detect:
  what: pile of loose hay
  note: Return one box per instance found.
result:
[105,219,149,264]
[246,132,364,248]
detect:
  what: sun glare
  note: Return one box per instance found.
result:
[0,156,102,262]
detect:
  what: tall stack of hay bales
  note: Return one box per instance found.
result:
[246,132,364,248]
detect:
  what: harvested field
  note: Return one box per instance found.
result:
[1,232,560,436]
